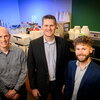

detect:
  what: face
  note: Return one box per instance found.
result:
[42,19,57,38]
[0,28,11,49]
[75,43,93,62]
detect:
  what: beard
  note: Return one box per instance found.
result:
[76,54,90,62]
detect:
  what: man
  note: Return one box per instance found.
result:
[27,14,70,100]
[64,36,100,100]
[0,27,27,100]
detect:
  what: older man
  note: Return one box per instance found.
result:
[0,27,27,100]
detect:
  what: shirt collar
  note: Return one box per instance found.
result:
[76,60,91,70]
[43,36,56,44]
[0,44,14,54]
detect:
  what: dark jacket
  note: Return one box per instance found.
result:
[27,36,70,93]
[64,60,100,100]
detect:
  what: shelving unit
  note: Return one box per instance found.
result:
[55,22,70,37]
[63,22,70,32]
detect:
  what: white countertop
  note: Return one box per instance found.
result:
[10,31,43,46]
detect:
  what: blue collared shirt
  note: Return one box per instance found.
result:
[44,37,57,81]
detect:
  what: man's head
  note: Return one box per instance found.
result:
[73,36,93,62]
[42,14,57,25]
[42,15,57,39]
[0,27,11,49]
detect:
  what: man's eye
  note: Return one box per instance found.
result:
[44,25,48,27]
[76,48,80,50]
[4,35,9,38]
[83,48,86,50]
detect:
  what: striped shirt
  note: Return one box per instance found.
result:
[44,37,56,81]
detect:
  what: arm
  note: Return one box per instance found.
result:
[0,79,18,99]
[31,89,41,99]
[27,42,41,98]
[64,61,75,100]
[63,40,71,85]
[14,50,27,91]
[0,79,8,94]
[27,42,37,89]
[25,72,41,99]
[5,50,26,99]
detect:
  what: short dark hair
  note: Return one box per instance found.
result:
[42,14,57,25]
[73,36,93,47]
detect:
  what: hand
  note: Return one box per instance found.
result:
[62,85,65,94]
[5,89,16,99]
[11,93,20,100]
[32,89,41,99]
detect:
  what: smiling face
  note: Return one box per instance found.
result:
[75,43,93,62]
[42,19,57,38]
[0,27,11,49]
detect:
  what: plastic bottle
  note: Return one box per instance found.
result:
[74,29,80,39]
[68,29,75,40]
[81,26,90,36]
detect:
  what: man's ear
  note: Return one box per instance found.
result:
[56,26,58,29]
[90,47,94,54]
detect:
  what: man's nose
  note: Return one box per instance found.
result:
[47,26,51,29]
[78,50,83,54]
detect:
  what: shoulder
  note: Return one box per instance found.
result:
[10,45,24,54]
[67,60,77,70]
[90,61,100,80]
[68,60,77,70]
[55,36,69,46]
[91,61,100,71]
[68,60,77,65]
[30,36,43,44]
[55,36,67,42]
[67,60,77,72]
[28,36,43,51]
